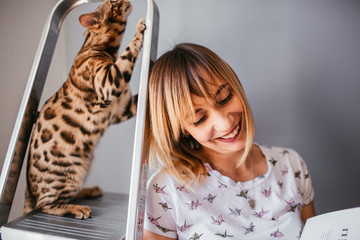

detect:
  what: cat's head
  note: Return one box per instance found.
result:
[79,0,132,30]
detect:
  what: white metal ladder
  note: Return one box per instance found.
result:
[0,0,159,239]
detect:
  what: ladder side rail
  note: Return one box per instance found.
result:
[0,0,102,226]
[125,0,159,239]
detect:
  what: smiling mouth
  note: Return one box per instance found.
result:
[218,123,241,140]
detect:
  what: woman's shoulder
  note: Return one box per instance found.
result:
[149,168,173,183]
[259,144,306,168]
[261,146,307,174]
[259,144,297,156]
[147,168,179,192]
[147,168,195,201]
[259,145,301,159]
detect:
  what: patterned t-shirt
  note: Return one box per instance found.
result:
[144,145,314,239]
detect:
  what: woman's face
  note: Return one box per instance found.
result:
[184,83,246,158]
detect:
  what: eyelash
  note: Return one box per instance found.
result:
[193,91,233,126]
[218,91,233,105]
[194,116,207,126]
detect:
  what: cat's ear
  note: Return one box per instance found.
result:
[79,13,100,29]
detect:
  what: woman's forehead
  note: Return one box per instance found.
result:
[190,94,207,108]
[191,78,228,95]
[189,73,226,92]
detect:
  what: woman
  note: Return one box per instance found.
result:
[143,43,315,239]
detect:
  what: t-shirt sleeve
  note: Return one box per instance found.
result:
[290,149,315,205]
[144,170,178,238]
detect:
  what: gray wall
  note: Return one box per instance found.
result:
[1,0,359,221]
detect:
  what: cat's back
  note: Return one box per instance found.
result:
[30,82,107,160]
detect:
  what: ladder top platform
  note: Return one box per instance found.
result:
[2,193,128,240]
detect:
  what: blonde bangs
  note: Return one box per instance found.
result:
[162,53,224,139]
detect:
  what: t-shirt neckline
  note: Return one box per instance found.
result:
[203,145,272,190]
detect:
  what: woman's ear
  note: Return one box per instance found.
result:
[189,135,201,150]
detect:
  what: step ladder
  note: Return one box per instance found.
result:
[0,0,159,239]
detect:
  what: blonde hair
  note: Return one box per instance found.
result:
[147,43,255,187]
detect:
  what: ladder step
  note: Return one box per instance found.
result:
[1,192,128,240]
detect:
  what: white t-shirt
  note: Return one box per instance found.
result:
[144,145,314,239]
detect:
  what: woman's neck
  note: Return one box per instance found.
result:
[202,144,266,182]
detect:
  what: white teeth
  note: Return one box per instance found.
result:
[220,125,240,139]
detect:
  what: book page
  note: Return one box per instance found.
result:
[300,207,360,240]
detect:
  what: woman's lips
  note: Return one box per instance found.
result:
[216,123,241,143]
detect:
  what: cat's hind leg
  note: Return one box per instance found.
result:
[23,186,36,214]
[75,185,103,199]
[36,186,101,219]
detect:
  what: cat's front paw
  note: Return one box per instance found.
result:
[68,205,92,219]
[137,18,146,34]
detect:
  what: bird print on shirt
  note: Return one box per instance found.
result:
[203,193,217,204]
[281,165,289,176]
[177,220,193,232]
[211,215,225,225]
[228,207,242,217]
[248,199,256,210]
[262,186,272,198]
[215,230,234,238]
[156,225,176,234]
[285,198,300,213]
[236,189,249,199]
[176,185,189,193]
[269,157,277,166]
[147,214,176,234]
[147,214,161,226]
[282,149,289,156]
[271,228,284,238]
[218,181,228,188]
[153,183,168,195]
[243,222,255,234]
[190,233,203,240]
[158,202,172,212]
[187,199,201,210]
[253,208,270,218]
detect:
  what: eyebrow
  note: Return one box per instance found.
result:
[215,84,228,96]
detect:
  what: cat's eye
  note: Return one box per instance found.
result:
[110,0,118,3]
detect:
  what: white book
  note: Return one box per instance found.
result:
[300,207,360,240]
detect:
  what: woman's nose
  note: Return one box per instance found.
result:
[211,108,233,132]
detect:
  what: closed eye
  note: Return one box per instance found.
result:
[218,91,233,105]
[194,115,207,126]
[215,84,233,105]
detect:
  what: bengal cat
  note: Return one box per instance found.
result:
[24,0,145,219]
